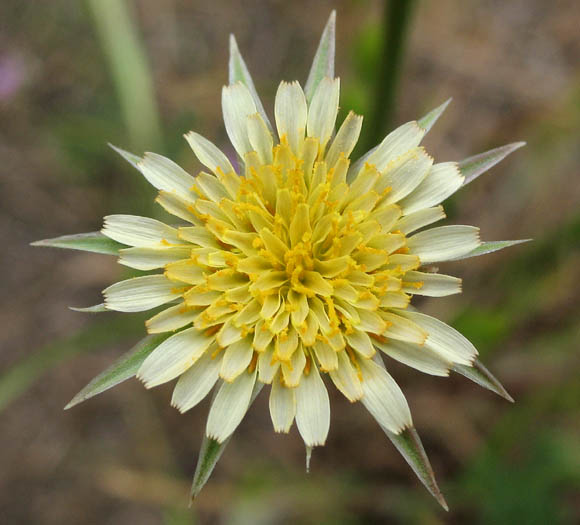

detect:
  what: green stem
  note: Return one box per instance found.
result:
[86,0,163,150]
[365,0,418,149]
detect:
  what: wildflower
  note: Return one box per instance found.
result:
[35,11,527,508]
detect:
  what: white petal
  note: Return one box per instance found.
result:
[138,153,196,201]
[400,162,464,214]
[345,329,375,358]
[247,113,274,164]
[380,311,427,345]
[402,271,462,297]
[407,225,481,263]
[325,111,363,168]
[258,345,280,384]
[156,191,202,225]
[359,357,412,434]
[220,337,254,382]
[195,172,229,203]
[222,82,257,157]
[306,77,340,149]
[164,260,205,285]
[397,310,477,365]
[102,215,181,248]
[216,317,244,347]
[206,368,257,443]
[137,327,213,387]
[178,226,221,249]
[171,350,221,412]
[269,374,296,433]
[103,275,178,312]
[118,247,191,270]
[280,346,306,387]
[360,121,425,174]
[295,364,330,447]
[274,81,308,155]
[184,131,234,175]
[395,206,445,235]
[329,350,363,402]
[312,340,338,371]
[374,338,451,376]
[379,147,433,204]
[146,302,199,333]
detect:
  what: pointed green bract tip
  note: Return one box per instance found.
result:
[30,231,124,255]
[451,239,532,260]
[227,32,272,132]
[69,304,108,313]
[460,141,526,185]
[417,98,452,133]
[305,445,313,473]
[304,10,336,103]
[453,360,515,402]
[63,333,168,410]
[108,143,142,170]
[190,436,231,502]
[385,426,449,511]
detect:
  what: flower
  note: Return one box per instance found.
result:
[35,11,527,508]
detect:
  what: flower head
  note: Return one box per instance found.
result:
[36,11,527,508]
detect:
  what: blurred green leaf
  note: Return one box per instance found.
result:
[31,231,124,255]
[452,308,512,354]
[460,433,580,525]
[65,332,170,409]
[87,0,162,150]
[0,316,144,413]
[364,0,417,150]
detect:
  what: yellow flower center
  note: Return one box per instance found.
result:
[158,134,420,387]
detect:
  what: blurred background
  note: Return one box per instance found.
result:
[1,0,579,523]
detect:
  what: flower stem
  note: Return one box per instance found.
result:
[365,0,418,149]
[86,0,163,150]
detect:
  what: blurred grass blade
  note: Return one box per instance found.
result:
[109,143,143,170]
[304,10,336,102]
[385,426,449,511]
[191,382,264,501]
[65,333,170,409]
[31,232,124,255]
[451,239,531,260]
[0,316,143,413]
[453,360,514,402]
[87,0,162,149]
[460,142,526,185]
[70,303,108,313]
[417,98,452,133]
[365,0,417,150]
[229,35,272,132]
